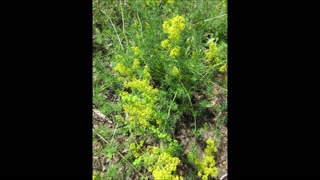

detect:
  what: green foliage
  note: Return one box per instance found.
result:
[187,142,199,165]
[188,139,219,180]
[93,0,227,179]
[134,145,183,180]
[106,163,121,180]
[104,141,118,159]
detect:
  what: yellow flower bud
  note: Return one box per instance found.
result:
[171,66,180,76]
[161,39,171,48]
[170,46,181,58]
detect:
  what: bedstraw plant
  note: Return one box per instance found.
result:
[93,0,227,179]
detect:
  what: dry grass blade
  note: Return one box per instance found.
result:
[93,109,113,124]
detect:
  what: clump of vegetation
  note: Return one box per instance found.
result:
[93,0,227,179]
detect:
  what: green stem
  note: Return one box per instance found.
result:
[119,0,129,52]
[179,81,197,132]
[167,91,178,118]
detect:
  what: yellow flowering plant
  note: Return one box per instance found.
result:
[145,0,175,7]
[93,0,227,179]
[133,144,183,180]
[116,65,159,133]
[162,15,185,42]
[194,139,219,180]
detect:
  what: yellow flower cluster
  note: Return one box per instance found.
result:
[131,46,141,57]
[196,139,219,180]
[161,16,185,58]
[145,0,174,6]
[204,139,217,155]
[148,152,183,180]
[114,62,132,76]
[120,87,157,129]
[113,53,144,80]
[167,0,174,4]
[123,69,158,130]
[115,114,124,122]
[141,146,160,167]
[133,143,182,179]
[160,39,171,49]
[93,172,104,180]
[170,46,181,58]
[171,66,180,76]
[145,0,161,6]
[161,16,186,59]
[124,79,158,98]
[205,42,220,64]
[132,58,140,70]
[142,65,151,81]
[219,63,227,73]
[129,140,145,158]
[162,15,185,41]
[114,55,159,131]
